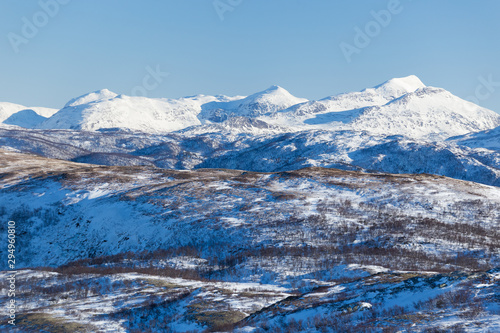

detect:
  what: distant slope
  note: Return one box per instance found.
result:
[449,125,500,151]
[348,87,500,138]
[199,85,308,122]
[15,75,499,138]
[265,76,500,139]
[1,127,499,187]
[278,75,426,118]
[37,89,240,132]
[3,109,48,128]
[0,102,57,127]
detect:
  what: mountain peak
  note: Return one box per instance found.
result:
[64,89,119,108]
[254,85,290,96]
[249,85,306,101]
[264,85,284,91]
[244,85,308,108]
[375,75,426,93]
[198,85,308,121]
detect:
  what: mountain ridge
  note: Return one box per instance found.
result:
[0,101,57,123]
[1,75,499,140]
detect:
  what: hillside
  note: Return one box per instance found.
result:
[271,75,426,120]
[199,85,308,122]
[2,76,500,332]
[0,150,499,331]
[450,125,500,151]
[266,77,500,139]
[1,127,499,187]
[0,102,57,127]
[37,90,241,133]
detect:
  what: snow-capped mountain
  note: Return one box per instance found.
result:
[346,86,500,138]
[0,101,57,127]
[3,109,48,128]
[37,89,241,133]
[2,76,500,332]
[2,75,499,140]
[277,75,426,117]
[63,88,119,107]
[265,76,500,139]
[199,85,308,122]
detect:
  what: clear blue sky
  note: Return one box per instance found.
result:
[1,0,500,112]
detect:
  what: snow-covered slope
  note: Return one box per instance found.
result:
[199,85,308,122]
[0,150,499,332]
[8,75,496,139]
[1,127,500,187]
[37,90,240,133]
[0,102,34,122]
[348,87,500,138]
[279,75,426,118]
[449,125,500,151]
[63,88,119,107]
[3,109,48,128]
[0,102,57,127]
[265,76,500,139]
[1,148,499,269]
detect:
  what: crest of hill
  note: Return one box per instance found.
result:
[348,86,500,138]
[0,102,58,127]
[265,75,500,139]
[6,75,499,139]
[64,89,119,108]
[198,85,308,122]
[37,90,240,132]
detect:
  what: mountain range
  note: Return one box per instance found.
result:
[2,75,500,140]
[1,75,500,189]
[2,76,500,331]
